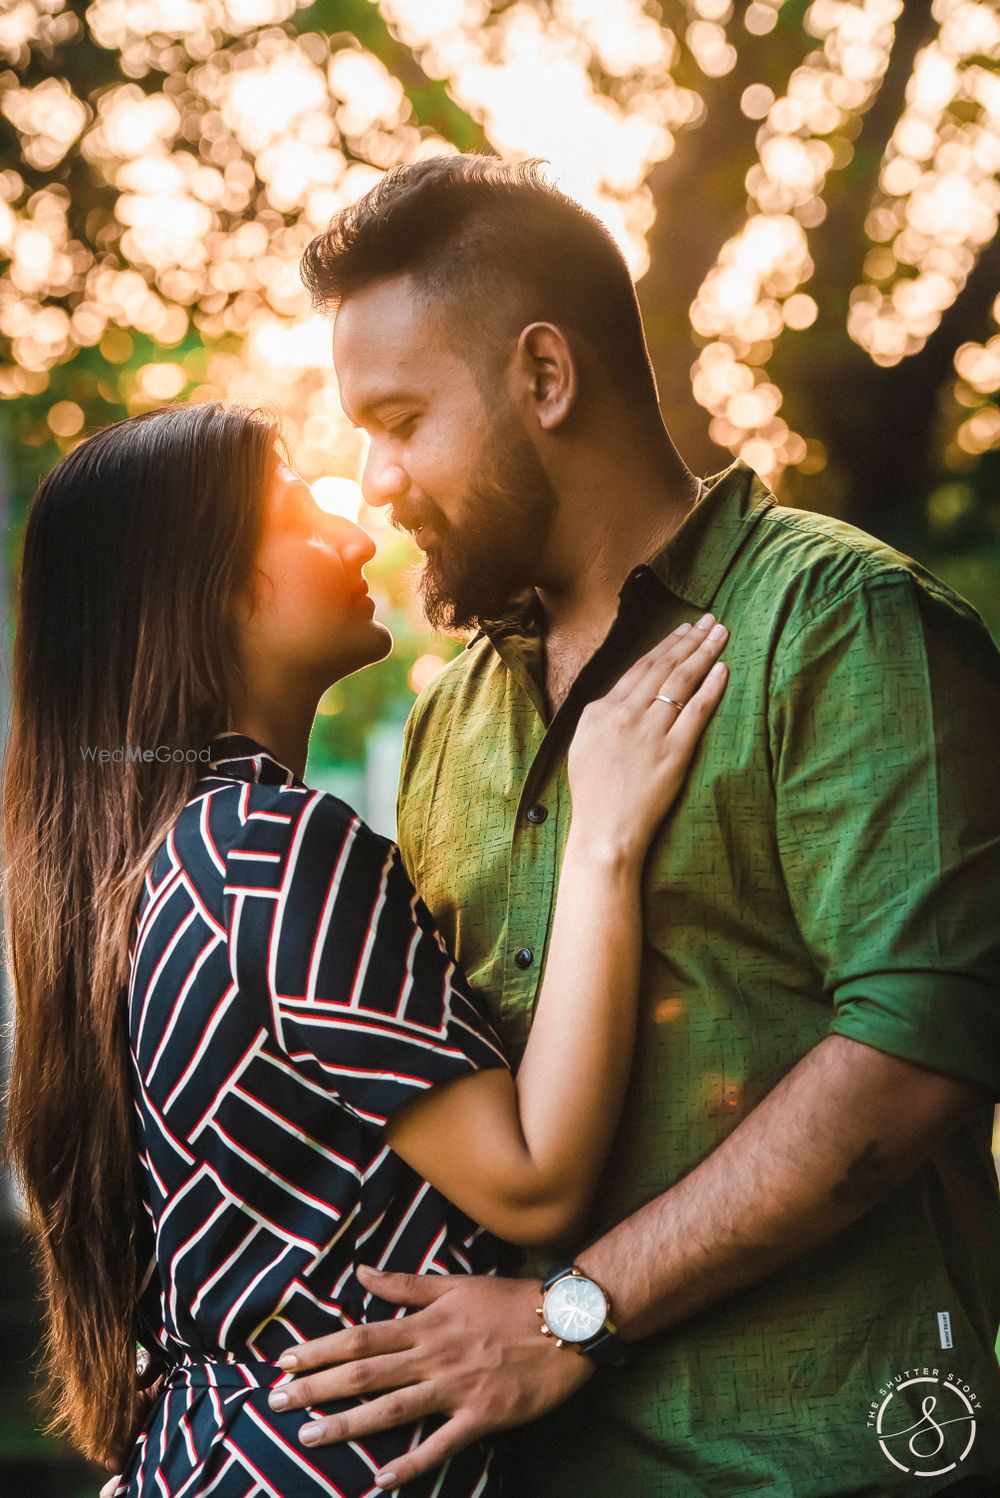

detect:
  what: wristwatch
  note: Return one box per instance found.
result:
[536,1265,627,1367]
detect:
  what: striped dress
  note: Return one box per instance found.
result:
[115,731,510,1498]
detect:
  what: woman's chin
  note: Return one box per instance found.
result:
[371,623,395,665]
[367,618,394,662]
[329,619,394,680]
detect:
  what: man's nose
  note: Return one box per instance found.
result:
[361,443,408,508]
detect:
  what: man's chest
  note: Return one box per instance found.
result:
[397,631,798,1061]
[543,625,611,716]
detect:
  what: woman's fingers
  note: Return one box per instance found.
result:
[606,613,718,702]
[659,660,729,760]
[653,623,729,713]
[373,1414,481,1490]
[293,1382,439,1449]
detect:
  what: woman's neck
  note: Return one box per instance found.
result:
[227,697,316,781]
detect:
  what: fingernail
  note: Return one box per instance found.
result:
[708,623,727,642]
[696,612,714,629]
[673,622,692,635]
[277,1352,298,1369]
[358,1264,382,1276]
[712,661,728,676]
[375,1473,396,1488]
[269,1391,288,1409]
[300,1423,323,1445]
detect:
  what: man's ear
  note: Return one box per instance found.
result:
[512,322,578,432]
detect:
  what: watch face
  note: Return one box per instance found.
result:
[544,1274,608,1344]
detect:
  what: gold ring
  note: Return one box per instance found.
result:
[654,694,686,710]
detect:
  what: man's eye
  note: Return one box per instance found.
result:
[390,414,418,438]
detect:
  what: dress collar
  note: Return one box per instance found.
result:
[202,731,304,787]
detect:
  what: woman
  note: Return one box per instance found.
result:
[2,402,728,1496]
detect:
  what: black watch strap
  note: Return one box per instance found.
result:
[580,1323,628,1368]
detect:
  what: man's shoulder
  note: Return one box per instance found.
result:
[407,636,499,726]
[746,501,983,631]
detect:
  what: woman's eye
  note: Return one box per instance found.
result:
[391,414,417,438]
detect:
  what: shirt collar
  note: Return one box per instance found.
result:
[467,460,775,649]
[202,730,304,787]
[642,459,775,608]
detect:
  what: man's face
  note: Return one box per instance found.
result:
[333,273,557,630]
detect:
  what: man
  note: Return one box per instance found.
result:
[275,155,1000,1494]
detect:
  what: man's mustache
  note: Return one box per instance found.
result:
[389,500,447,536]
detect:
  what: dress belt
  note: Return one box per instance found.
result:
[165,1354,293,1391]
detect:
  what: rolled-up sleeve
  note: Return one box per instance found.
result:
[769,571,1000,1094]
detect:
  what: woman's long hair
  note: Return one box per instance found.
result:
[2,401,279,1463]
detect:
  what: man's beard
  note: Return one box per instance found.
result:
[396,405,557,634]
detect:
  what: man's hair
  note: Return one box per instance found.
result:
[301,154,659,407]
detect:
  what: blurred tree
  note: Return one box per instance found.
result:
[1,0,997,639]
[0,0,485,785]
[640,4,1000,514]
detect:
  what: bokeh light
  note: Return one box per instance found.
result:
[690,0,905,482]
[849,0,1000,369]
[0,0,997,500]
[311,475,365,523]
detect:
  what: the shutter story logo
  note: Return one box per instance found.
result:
[869,1368,980,1478]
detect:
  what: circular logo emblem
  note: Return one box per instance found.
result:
[871,1371,979,1478]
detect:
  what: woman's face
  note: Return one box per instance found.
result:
[234,458,392,696]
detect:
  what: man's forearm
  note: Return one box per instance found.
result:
[578,1033,986,1341]
[264,1033,990,1489]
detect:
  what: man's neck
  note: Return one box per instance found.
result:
[537,452,702,643]
[533,439,703,716]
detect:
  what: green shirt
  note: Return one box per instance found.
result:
[396,460,1000,1495]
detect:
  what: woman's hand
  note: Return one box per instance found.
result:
[567,613,729,860]
[96,1366,166,1495]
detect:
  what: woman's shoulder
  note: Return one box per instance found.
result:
[211,779,403,896]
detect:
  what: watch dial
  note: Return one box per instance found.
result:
[544,1275,608,1343]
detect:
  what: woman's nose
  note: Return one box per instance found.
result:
[336,519,376,568]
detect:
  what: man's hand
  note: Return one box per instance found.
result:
[270,1266,593,1489]
[268,1037,985,1494]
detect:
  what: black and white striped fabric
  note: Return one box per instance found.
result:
[115,731,508,1498]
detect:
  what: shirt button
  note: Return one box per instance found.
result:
[526,804,548,825]
[514,947,534,969]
